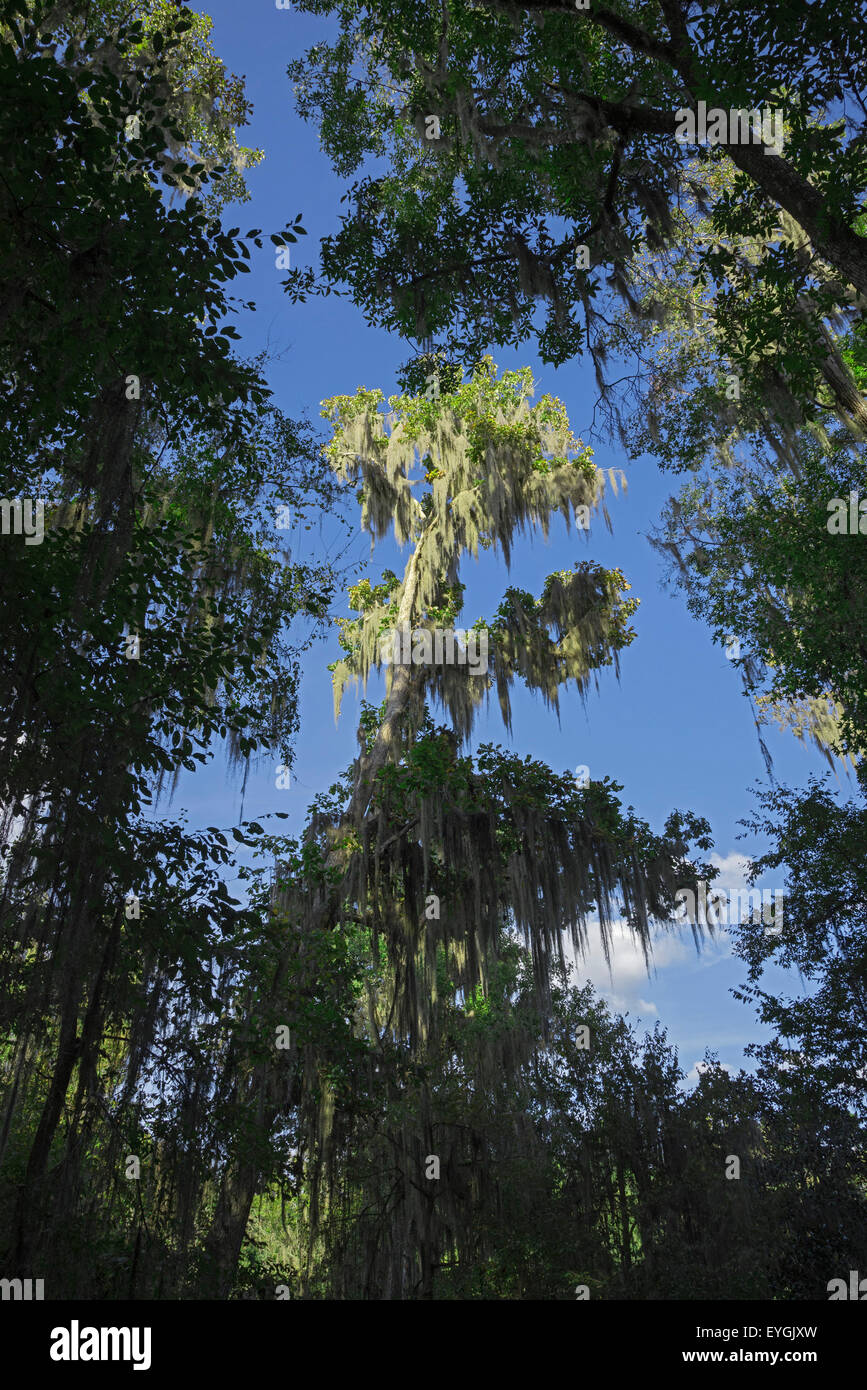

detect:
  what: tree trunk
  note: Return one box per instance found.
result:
[725,143,867,301]
[201,1157,264,1299]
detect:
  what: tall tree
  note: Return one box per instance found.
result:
[201,357,716,1294]
[0,0,342,1282]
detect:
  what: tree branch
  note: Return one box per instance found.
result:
[479,0,678,68]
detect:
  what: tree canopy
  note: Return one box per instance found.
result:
[286,0,867,432]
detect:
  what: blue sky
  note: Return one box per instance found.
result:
[172,0,850,1079]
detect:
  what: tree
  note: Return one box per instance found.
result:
[0,0,304,483]
[730,778,867,1296]
[10,0,264,213]
[0,0,342,1282]
[734,778,867,1123]
[648,437,867,765]
[0,406,347,1275]
[200,357,717,1294]
[285,0,867,429]
[577,179,867,766]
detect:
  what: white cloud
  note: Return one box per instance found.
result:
[709,851,753,893]
[565,902,733,1016]
[686,1059,732,1083]
[566,919,688,1015]
[573,918,686,984]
